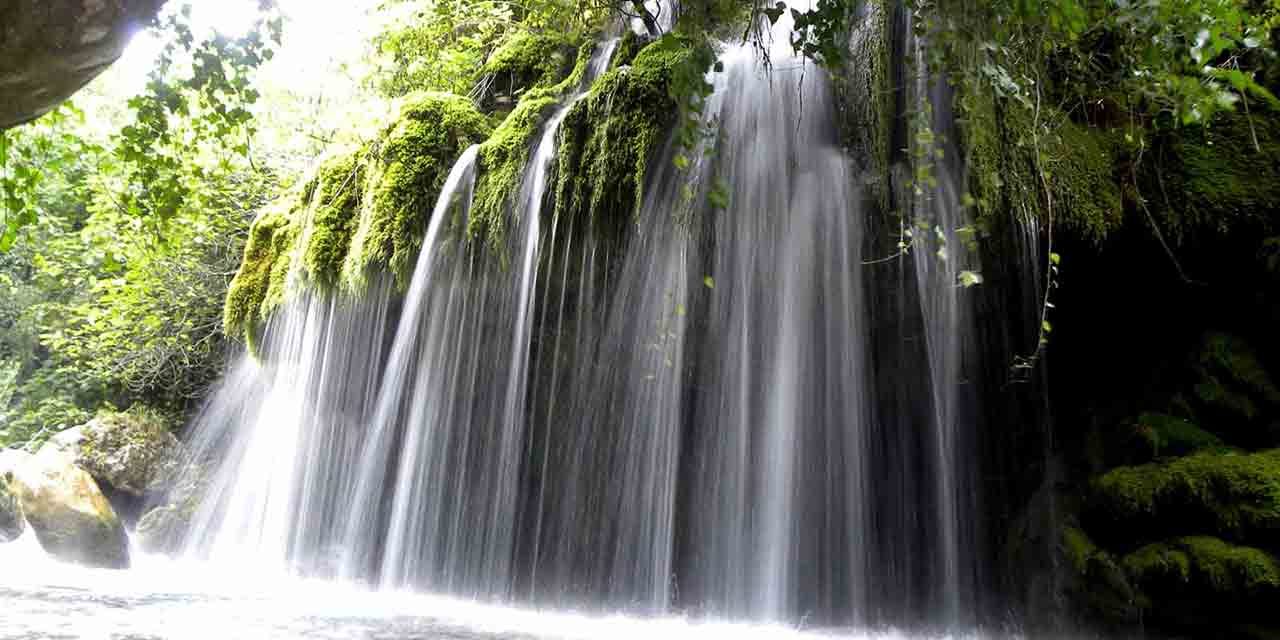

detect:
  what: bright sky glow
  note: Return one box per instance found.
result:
[80,0,389,172]
[116,0,378,86]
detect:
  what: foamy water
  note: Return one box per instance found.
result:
[0,531,1000,640]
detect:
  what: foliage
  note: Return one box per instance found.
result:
[917,0,1278,130]
[369,0,518,97]
[0,163,264,448]
[0,3,284,447]
[367,0,597,99]
[115,2,283,224]
[0,106,100,250]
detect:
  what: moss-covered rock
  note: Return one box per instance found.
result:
[1050,119,1124,239]
[222,199,301,349]
[1088,449,1280,546]
[1147,110,1280,241]
[345,92,492,288]
[74,408,183,498]
[477,31,579,107]
[550,34,698,235]
[1124,536,1280,599]
[299,150,367,291]
[1121,536,1280,634]
[1061,526,1140,624]
[223,92,491,345]
[0,473,23,542]
[469,96,561,255]
[1128,412,1228,461]
[10,447,129,568]
[960,94,1123,241]
[1186,332,1280,447]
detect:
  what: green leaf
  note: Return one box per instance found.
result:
[958,270,983,287]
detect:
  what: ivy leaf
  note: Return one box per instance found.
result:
[958,270,983,287]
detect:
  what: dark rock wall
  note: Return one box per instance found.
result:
[0,0,164,129]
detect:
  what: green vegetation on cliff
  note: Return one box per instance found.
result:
[350,94,492,287]
[479,32,580,100]
[222,93,492,345]
[1091,449,1280,546]
[222,200,301,352]
[552,34,697,232]
[1124,536,1280,601]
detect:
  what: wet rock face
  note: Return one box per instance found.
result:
[0,0,165,129]
[9,448,130,568]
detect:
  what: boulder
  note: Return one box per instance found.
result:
[0,448,32,477]
[134,461,209,555]
[9,448,129,568]
[0,472,23,542]
[72,412,184,497]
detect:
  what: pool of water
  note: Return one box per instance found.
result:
[0,532,991,640]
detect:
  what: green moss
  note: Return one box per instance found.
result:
[1061,525,1140,623]
[1131,412,1227,459]
[1123,538,1193,585]
[299,149,366,290]
[611,29,645,70]
[479,31,578,98]
[1063,525,1100,575]
[470,96,560,255]
[960,94,1123,240]
[1049,119,1123,240]
[1191,332,1280,425]
[1090,449,1280,544]
[224,92,490,345]
[1148,110,1280,241]
[1124,536,1280,599]
[550,34,696,233]
[345,92,491,288]
[524,41,596,103]
[222,199,301,348]
[958,92,1048,237]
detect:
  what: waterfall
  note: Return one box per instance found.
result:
[172,11,1000,633]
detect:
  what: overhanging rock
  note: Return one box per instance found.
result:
[0,0,165,129]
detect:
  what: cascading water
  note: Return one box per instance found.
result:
[151,8,1001,636]
[181,275,398,576]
